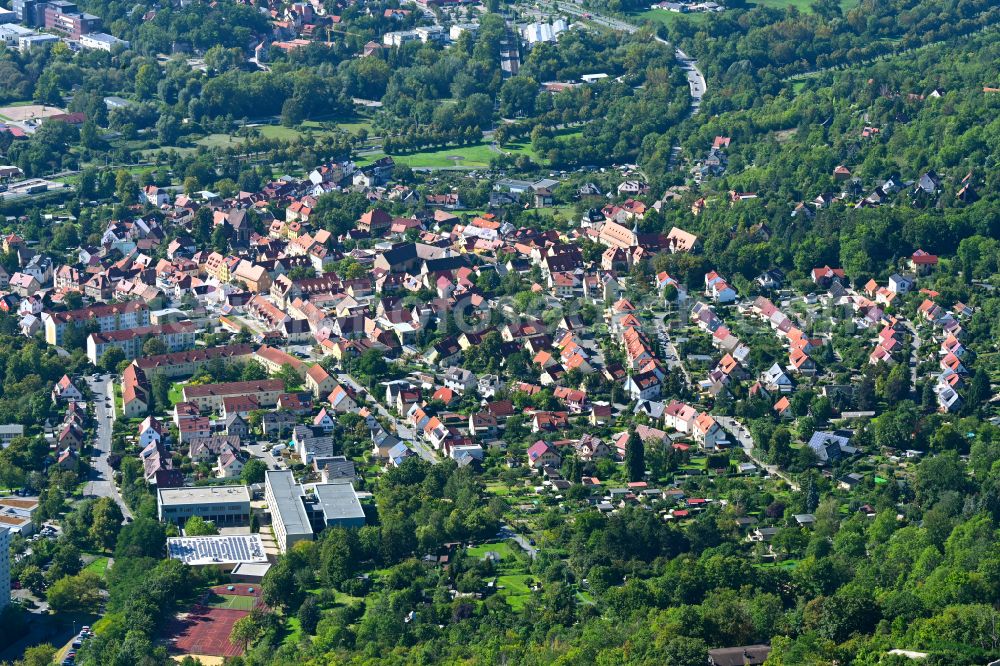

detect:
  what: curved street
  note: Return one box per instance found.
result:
[552,2,707,115]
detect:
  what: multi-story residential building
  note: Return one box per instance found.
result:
[265,470,313,553]
[182,379,283,412]
[133,344,255,379]
[42,0,100,38]
[0,424,24,448]
[79,32,127,50]
[86,321,197,365]
[0,526,9,611]
[43,301,150,346]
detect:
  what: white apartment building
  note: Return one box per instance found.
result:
[0,526,10,612]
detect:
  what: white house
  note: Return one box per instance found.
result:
[888,274,915,294]
[138,416,166,448]
[761,363,794,393]
[624,371,662,401]
[693,412,725,449]
[704,271,737,303]
[663,401,698,433]
[51,375,83,403]
[442,367,476,393]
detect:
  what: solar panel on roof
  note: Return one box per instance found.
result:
[166,535,267,565]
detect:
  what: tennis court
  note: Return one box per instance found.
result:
[205,593,258,611]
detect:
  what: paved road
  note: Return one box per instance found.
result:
[716,415,800,491]
[82,375,132,520]
[903,320,921,390]
[502,524,538,559]
[671,45,706,115]
[655,314,692,388]
[335,372,440,464]
[245,443,288,471]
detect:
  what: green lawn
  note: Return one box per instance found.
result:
[204,592,258,611]
[631,8,710,27]
[168,383,184,405]
[257,124,310,141]
[497,574,534,610]
[359,142,500,169]
[256,118,372,142]
[467,541,516,561]
[758,558,801,570]
[281,615,302,648]
[83,556,110,579]
[334,590,363,606]
[195,133,246,149]
[634,0,856,22]
[485,481,522,496]
[358,126,582,169]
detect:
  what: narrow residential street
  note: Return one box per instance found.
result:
[82,375,132,520]
[716,415,800,491]
[903,320,922,390]
[502,524,538,559]
[335,372,439,464]
[655,314,693,389]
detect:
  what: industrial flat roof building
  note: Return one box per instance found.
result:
[265,470,365,553]
[265,470,313,553]
[313,481,366,529]
[157,485,251,526]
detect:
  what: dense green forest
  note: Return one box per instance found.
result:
[639,30,1000,289]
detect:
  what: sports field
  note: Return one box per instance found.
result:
[205,593,258,611]
[0,104,67,122]
[166,584,264,658]
[168,606,247,658]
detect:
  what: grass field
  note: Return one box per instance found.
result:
[497,574,534,610]
[280,616,302,648]
[465,539,536,609]
[359,143,499,169]
[195,133,246,149]
[256,118,373,142]
[358,131,558,169]
[631,8,710,27]
[168,383,185,405]
[83,556,110,579]
[467,541,516,560]
[633,0,856,24]
[485,481,522,495]
[205,593,258,611]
